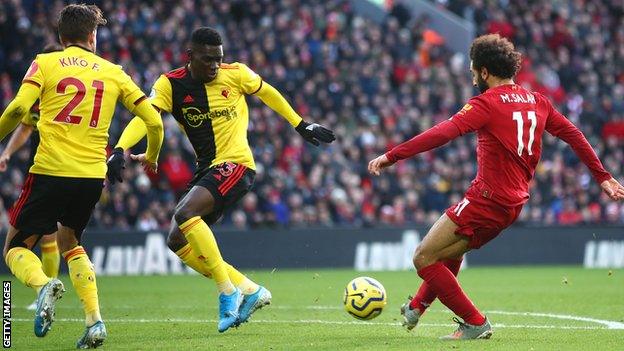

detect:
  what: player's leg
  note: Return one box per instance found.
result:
[401,254,463,330]
[4,174,65,337]
[25,232,60,310]
[410,213,492,339]
[174,186,235,294]
[3,227,51,292]
[168,219,260,294]
[169,222,269,324]
[40,232,60,279]
[174,183,244,332]
[58,178,106,348]
[409,255,463,312]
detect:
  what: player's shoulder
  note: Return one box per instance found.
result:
[164,66,189,79]
[32,51,59,68]
[220,62,245,70]
[464,93,491,112]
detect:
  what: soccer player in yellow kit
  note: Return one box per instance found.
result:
[0,4,163,348]
[0,44,64,311]
[111,27,335,333]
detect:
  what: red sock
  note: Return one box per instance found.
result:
[410,258,463,313]
[417,261,485,325]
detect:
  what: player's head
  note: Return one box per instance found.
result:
[57,4,107,53]
[188,27,223,83]
[469,34,521,93]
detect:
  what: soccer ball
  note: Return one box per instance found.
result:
[343,276,387,320]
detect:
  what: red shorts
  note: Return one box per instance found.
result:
[445,183,523,249]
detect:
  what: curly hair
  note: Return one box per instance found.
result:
[191,27,223,46]
[57,4,107,43]
[469,34,521,79]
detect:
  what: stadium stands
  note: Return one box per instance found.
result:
[0,0,622,229]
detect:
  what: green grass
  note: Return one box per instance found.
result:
[6,267,624,350]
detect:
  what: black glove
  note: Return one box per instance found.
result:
[106,147,125,184]
[295,120,336,146]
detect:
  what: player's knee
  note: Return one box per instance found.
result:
[413,245,434,270]
[173,205,195,225]
[166,231,186,252]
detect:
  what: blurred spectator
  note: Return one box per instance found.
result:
[0,0,622,231]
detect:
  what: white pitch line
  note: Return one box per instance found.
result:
[13,304,624,330]
[8,318,618,330]
[485,310,624,330]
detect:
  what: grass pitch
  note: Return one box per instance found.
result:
[6,266,624,350]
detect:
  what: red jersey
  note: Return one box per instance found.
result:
[386,84,611,207]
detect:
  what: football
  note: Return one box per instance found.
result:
[343,276,387,320]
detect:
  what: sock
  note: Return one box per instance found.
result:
[41,241,60,278]
[410,258,463,313]
[5,247,51,291]
[63,246,102,326]
[179,217,234,294]
[225,263,259,295]
[417,262,485,326]
[175,244,213,278]
[175,243,259,294]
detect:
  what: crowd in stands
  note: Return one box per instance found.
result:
[0,0,622,231]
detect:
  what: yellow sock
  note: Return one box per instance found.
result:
[175,219,234,295]
[41,241,60,278]
[225,264,259,295]
[175,243,259,294]
[63,246,102,326]
[175,244,213,278]
[5,247,51,291]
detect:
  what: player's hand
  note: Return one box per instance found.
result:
[600,178,624,201]
[368,154,393,176]
[0,153,10,172]
[106,147,125,184]
[130,153,158,174]
[295,120,336,146]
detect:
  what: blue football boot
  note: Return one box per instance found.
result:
[217,289,243,333]
[34,278,65,337]
[76,320,107,349]
[237,286,272,326]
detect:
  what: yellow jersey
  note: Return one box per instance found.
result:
[21,104,40,128]
[149,62,261,171]
[22,45,148,178]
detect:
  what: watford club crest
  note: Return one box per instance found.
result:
[221,88,230,98]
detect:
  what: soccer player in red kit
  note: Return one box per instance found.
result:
[368,34,624,340]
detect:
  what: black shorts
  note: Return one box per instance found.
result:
[9,173,103,240]
[184,162,255,225]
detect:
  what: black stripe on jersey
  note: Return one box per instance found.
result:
[250,80,263,95]
[133,96,147,106]
[167,67,216,171]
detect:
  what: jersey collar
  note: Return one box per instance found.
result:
[66,44,93,53]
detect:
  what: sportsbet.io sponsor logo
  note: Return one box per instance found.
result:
[182,106,237,127]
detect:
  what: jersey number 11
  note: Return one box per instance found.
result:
[512,111,537,156]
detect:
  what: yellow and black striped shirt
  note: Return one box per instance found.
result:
[149,62,261,171]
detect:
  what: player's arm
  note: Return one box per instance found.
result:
[0,119,34,172]
[109,73,165,184]
[369,98,489,176]
[254,82,335,146]
[240,63,335,146]
[0,82,40,142]
[130,99,164,166]
[115,75,172,152]
[545,105,624,200]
